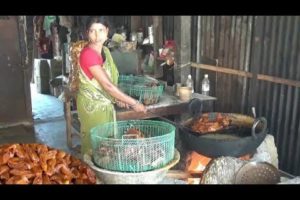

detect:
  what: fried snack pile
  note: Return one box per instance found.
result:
[191,113,231,133]
[0,143,96,184]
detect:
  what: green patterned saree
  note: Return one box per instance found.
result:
[76,46,119,155]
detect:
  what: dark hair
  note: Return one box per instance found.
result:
[85,16,110,31]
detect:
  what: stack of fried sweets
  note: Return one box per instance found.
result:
[0,143,96,184]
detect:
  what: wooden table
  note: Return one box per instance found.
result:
[63,86,216,149]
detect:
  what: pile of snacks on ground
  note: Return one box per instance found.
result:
[0,143,96,184]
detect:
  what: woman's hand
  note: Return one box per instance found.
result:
[117,100,147,113]
[116,101,130,109]
[132,102,147,113]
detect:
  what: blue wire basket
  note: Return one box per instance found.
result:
[90,120,175,173]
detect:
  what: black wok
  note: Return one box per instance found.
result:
[179,113,267,158]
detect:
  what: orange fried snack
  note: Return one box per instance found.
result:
[191,113,231,134]
[0,143,96,184]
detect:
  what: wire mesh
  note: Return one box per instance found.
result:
[118,75,164,105]
[90,120,175,172]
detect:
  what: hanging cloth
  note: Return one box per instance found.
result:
[43,16,56,37]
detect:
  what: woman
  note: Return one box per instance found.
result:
[77,16,147,155]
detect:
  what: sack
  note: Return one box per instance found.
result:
[68,40,88,93]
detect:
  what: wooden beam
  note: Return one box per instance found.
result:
[257,74,300,88]
[191,62,300,88]
[191,62,252,78]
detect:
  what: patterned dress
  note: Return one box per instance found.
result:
[76,45,119,156]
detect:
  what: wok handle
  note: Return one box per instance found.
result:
[251,117,267,139]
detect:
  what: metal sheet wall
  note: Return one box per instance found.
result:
[250,16,300,175]
[190,16,254,114]
[188,16,300,175]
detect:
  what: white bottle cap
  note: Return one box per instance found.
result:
[204,74,208,78]
[188,74,192,79]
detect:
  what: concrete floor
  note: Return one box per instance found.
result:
[31,83,64,122]
[0,83,80,157]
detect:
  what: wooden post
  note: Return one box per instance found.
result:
[195,16,202,92]
[174,16,191,84]
[130,16,143,75]
[153,16,163,78]
[19,16,34,125]
[249,16,262,113]
[63,87,73,149]
[130,16,142,32]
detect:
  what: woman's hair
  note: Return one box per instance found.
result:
[85,16,110,31]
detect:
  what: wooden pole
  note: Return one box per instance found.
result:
[130,16,141,32]
[153,16,163,78]
[174,16,191,84]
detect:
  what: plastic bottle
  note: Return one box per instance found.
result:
[186,74,194,93]
[148,26,154,44]
[201,74,210,96]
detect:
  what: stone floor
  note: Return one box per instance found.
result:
[0,83,80,157]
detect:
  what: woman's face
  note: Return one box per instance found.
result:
[88,23,108,45]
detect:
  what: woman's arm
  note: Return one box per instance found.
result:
[89,65,146,113]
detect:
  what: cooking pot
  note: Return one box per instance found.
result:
[179,113,268,158]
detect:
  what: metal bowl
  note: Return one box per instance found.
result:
[84,149,180,184]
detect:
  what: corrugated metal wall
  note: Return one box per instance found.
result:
[191,16,254,114]
[250,16,300,175]
[188,16,300,175]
